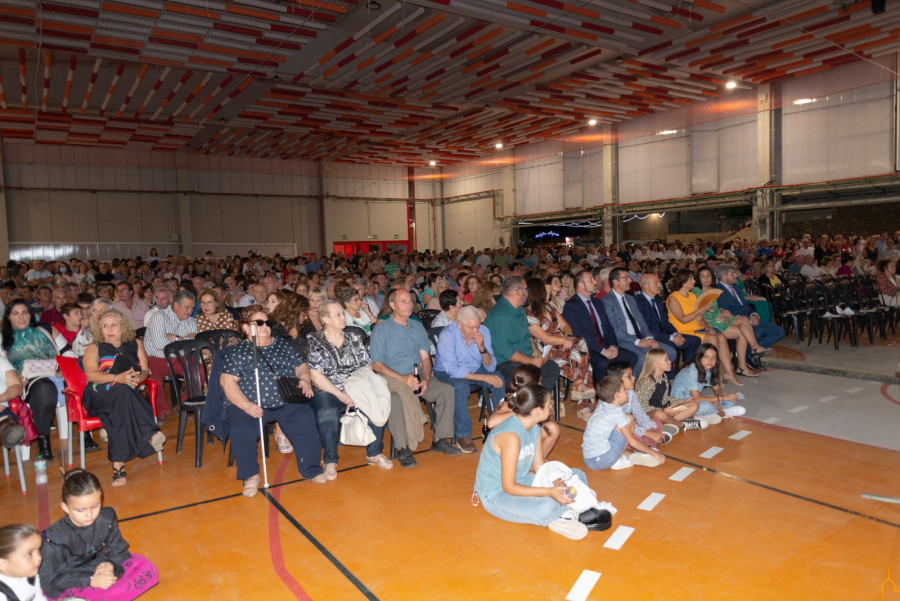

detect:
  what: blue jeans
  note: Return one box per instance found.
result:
[584,429,628,470]
[478,468,589,527]
[308,391,385,464]
[695,400,735,416]
[434,367,506,439]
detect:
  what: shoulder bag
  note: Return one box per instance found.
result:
[258,346,309,404]
[340,407,376,446]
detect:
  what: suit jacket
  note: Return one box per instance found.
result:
[634,293,678,344]
[561,294,619,357]
[601,291,650,344]
[716,283,754,318]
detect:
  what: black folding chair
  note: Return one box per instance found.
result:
[195,329,243,357]
[164,339,215,467]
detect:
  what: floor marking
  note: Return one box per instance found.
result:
[565,570,601,601]
[729,430,752,440]
[603,526,634,550]
[789,405,809,413]
[267,456,312,600]
[559,422,900,530]
[700,446,724,459]
[817,396,837,403]
[637,493,665,511]
[845,387,863,393]
[763,417,781,424]
[669,467,694,481]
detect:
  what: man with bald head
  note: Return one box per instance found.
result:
[634,273,701,366]
[434,305,505,453]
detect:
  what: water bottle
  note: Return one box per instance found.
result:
[35,459,47,485]
[563,487,577,501]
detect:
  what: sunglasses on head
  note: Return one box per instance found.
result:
[249,319,275,328]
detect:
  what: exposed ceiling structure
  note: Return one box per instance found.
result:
[0,0,895,165]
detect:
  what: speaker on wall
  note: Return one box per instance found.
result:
[872,0,886,14]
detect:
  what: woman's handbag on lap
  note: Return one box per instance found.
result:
[340,408,376,446]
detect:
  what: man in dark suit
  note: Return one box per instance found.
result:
[635,273,701,367]
[562,270,638,380]
[714,264,783,367]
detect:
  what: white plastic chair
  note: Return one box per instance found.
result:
[2,444,27,494]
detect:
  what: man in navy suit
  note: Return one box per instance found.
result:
[601,268,676,374]
[562,270,638,379]
[635,274,701,366]
[714,264,784,365]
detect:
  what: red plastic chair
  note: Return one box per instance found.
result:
[56,357,163,469]
[3,397,27,494]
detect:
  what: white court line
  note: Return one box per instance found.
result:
[638,492,665,511]
[700,446,724,459]
[817,396,837,403]
[763,417,781,424]
[845,387,863,393]
[729,430,752,440]
[566,570,601,601]
[789,405,809,413]
[669,467,695,481]
[603,526,634,550]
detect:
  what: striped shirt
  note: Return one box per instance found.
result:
[144,307,198,358]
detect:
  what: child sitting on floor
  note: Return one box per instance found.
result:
[634,349,708,430]
[670,343,746,425]
[486,364,559,461]
[0,524,47,601]
[582,376,666,471]
[605,361,676,447]
[39,469,158,601]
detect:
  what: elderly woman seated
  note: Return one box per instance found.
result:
[431,289,463,328]
[876,258,900,307]
[307,300,396,478]
[335,281,375,334]
[220,305,325,497]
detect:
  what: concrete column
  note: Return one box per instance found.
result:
[0,133,10,262]
[754,84,778,240]
[501,164,515,247]
[602,128,617,244]
[174,151,193,257]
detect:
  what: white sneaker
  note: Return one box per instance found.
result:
[662,424,680,437]
[549,516,588,540]
[610,454,633,470]
[699,413,722,426]
[723,406,747,418]
[629,452,661,467]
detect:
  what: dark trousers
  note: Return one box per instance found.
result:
[309,391,385,464]
[672,333,702,365]
[498,360,560,392]
[434,367,506,438]
[227,402,323,481]
[26,378,59,436]
[587,346,639,380]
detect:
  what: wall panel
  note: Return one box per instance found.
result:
[97,193,142,242]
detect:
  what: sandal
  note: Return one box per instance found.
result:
[752,347,773,357]
[274,434,293,454]
[323,463,338,480]
[366,454,394,470]
[734,368,759,378]
[112,466,127,487]
[723,373,744,387]
[242,475,260,498]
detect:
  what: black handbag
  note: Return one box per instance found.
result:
[258,348,309,404]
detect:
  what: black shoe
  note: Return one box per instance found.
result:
[37,435,54,461]
[430,438,462,456]
[748,358,767,371]
[396,447,417,469]
[83,432,100,452]
[578,508,613,532]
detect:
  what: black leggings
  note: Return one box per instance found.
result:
[26,378,59,436]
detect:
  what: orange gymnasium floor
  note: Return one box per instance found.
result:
[3,346,900,600]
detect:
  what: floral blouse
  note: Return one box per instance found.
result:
[306,330,370,392]
[196,312,237,332]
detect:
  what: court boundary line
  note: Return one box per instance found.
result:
[558,422,900,529]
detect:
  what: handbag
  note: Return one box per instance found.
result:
[21,358,58,379]
[257,347,309,404]
[340,408,376,446]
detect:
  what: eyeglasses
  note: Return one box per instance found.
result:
[518,287,530,292]
[248,319,275,328]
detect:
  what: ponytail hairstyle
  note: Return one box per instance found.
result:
[0,524,40,559]
[61,468,103,504]
[507,384,551,417]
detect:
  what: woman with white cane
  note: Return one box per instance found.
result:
[220,305,326,498]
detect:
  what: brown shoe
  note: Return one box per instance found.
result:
[455,436,477,454]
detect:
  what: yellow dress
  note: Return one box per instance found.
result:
[667,290,707,342]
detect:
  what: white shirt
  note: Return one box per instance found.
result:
[25,269,52,282]
[797,247,815,257]
[144,307,198,358]
[800,264,820,279]
[0,573,47,601]
[612,291,644,344]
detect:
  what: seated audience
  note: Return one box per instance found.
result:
[39,288,68,326]
[634,349,706,430]
[144,290,198,424]
[196,289,237,332]
[432,289,463,328]
[113,281,149,331]
[876,258,900,307]
[53,302,82,345]
[336,280,375,334]
[670,343,747,423]
[635,274,701,366]
[714,264,784,359]
[486,363,559,459]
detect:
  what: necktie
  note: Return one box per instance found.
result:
[622,296,641,336]
[653,297,663,324]
[728,285,741,303]
[586,299,604,347]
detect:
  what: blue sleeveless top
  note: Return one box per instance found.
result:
[474,415,539,497]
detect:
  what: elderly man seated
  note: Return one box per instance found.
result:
[433,306,505,454]
[370,289,461,468]
[144,290,198,424]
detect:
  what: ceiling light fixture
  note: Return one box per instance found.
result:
[367,0,381,9]
[657,129,677,136]
[495,142,503,149]
[429,160,436,166]
[271,74,282,83]
[725,81,737,89]
[588,119,597,126]
[793,98,815,105]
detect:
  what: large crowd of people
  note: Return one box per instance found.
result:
[1,227,900,595]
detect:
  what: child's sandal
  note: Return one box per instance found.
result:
[112,466,127,487]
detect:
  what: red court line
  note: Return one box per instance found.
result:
[268,455,313,601]
[881,382,900,407]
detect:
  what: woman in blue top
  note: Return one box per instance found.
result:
[474,385,591,540]
[671,343,746,423]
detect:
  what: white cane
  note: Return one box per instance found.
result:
[250,323,269,489]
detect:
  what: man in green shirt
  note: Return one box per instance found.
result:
[384,254,401,280]
[484,275,561,386]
